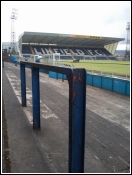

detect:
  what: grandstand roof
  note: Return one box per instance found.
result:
[19,31,124,47]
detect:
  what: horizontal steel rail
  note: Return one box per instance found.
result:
[20,61,86,173]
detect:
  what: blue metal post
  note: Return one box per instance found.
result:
[20,61,86,172]
[62,74,64,82]
[68,69,86,173]
[2,58,4,67]
[32,67,40,129]
[20,64,26,106]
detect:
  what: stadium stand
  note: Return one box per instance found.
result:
[17,32,124,61]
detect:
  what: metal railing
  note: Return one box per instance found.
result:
[20,61,86,173]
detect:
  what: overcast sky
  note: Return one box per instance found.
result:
[1,1,131,50]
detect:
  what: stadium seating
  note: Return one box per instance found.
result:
[22,45,32,54]
[69,47,87,55]
[100,48,112,56]
[85,48,103,56]
[21,45,117,61]
[52,47,69,55]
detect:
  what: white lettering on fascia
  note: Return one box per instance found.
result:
[76,49,84,55]
[53,49,59,53]
[87,50,93,55]
[63,49,70,55]
[94,50,102,55]
[41,48,45,54]
[70,49,78,55]
[60,49,64,54]
[34,48,42,54]
[45,48,52,54]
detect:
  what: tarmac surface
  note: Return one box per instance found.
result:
[2,62,130,173]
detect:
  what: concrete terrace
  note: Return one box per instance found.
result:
[2,62,130,173]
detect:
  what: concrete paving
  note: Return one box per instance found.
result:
[2,62,130,173]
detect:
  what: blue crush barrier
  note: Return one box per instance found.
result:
[17,62,48,73]
[25,65,31,68]
[19,62,130,96]
[20,61,86,173]
[86,73,130,96]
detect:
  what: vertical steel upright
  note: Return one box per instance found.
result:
[20,61,86,172]
[68,69,86,173]
[32,67,40,129]
[20,64,26,106]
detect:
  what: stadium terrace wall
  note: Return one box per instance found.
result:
[11,57,130,96]
[49,71,130,96]
[86,73,130,96]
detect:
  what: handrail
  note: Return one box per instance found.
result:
[20,61,86,173]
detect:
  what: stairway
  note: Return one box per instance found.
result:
[83,48,93,60]
[68,48,76,60]
[30,46,35,54]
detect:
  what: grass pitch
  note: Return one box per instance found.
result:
[57,60,130,76]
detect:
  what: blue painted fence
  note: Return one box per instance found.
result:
[20,61,86,173]
[17,60,130,96]
[86,73,130,96]
[49,71,130,96]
